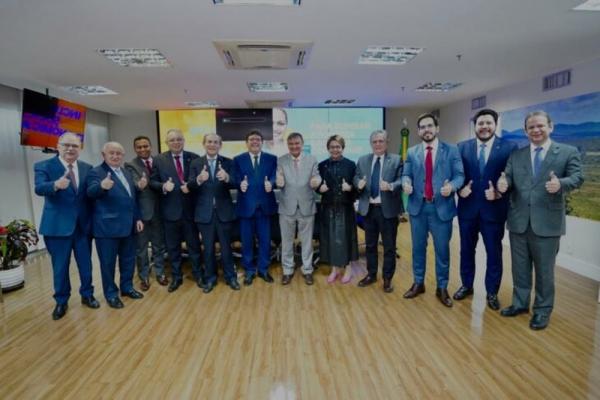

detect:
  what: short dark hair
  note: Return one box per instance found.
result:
[133,135,151,145]
[286,132,304,143]
[473,109,498,125]
[245,130,264,141]
[417,113,439,128]
[327,135,345,149]
[524,110,553,129]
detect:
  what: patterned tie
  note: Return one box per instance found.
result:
[67,164,77,192]
[293,158,300,176]
[174,155,184,183]
[478,143,487,177]
[144,159,152,175]
[115,168,131,196]
[370,156,381,198]
[253,155,259,175]
[209,158,216,179]
[533,147,543,178]
[425,146,433,201]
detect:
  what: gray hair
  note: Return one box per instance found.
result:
[203,133,222,145]
[102,141,125,154]
[524,110,553,128]
[370,129,388,142]
[58,131,82,145]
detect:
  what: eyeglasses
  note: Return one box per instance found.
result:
[59,143,80,149]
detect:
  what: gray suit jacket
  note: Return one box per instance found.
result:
[504,141,583,236]
[277,153,320,217]
[354,152,403,218]
[125,157,160,222]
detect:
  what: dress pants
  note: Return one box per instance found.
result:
[135,215,166,280]
[409,202,452,288]
[240,208,271,276]
[509,225,560,316]
[364,205,399,279]
[95,235,136,300]
[44,224,94,305]
[279,208,315,275]
[197,211,236,284]
[163,218,203,282]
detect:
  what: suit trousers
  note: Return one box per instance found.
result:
[409,202,452,288]
[135,215,166,280]
[44,224,94,305]
[197,212,236,284]
[240,208,271,275]
[509,225,560,316]
[458,215,505,294]
[279,209,315,275]
[364,205,399,279]
[95,236,136,300]
[163,219,203,282]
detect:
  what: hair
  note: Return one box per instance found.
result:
[286,132,304,143]
[165,129,183,141]
[133,135,152,146]
[524,110,553,128]
[58,131,82,145]
[327,134,345,149]
[245,130,264,141]
[472,109,498,125]
[369,129,388,142]
[202,133,222,145]
[102,141,125,154]
[417,113,439,127]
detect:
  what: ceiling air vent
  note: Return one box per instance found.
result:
[214,40,313,70]
[471,95,486,110]
[543,69,571,92]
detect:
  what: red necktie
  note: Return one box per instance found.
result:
[425,146,433,201]
[67,164,77,192]
[144,159,152,175]
[174,155,184,183]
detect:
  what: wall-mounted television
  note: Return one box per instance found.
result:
[20,88,87,149]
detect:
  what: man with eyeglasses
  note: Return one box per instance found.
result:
[34,132,99,320]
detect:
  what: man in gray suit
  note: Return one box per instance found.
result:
[498,110,583,330]
[276,132,322,285]
[125,136,167,291]
[354,130,403,293]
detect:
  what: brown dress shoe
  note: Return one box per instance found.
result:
[303,273,314,285]
[282,274,293,285]
[140,278,150,292]
[403,283,425,298]
[383,278,394,293]
[436,288,453,307]
[358,275,377,287]
[157,275,169,286]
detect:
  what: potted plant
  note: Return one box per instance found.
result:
[0,219,39,292]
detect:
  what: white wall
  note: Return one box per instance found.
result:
[108,111,159,161]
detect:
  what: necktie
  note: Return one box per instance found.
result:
[144,159,152,175]
[478,143,487,176]
[67,164,77,192]
[370,156,381,198]
[174,155,184,183]
[253,155,259,174]
[209,158,216,178]
[115,168,131,196]
[425,146,433,201]
[533,147,543,178]
[293,158,299,176]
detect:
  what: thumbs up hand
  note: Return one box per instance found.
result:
[440,179,453,197]
[240,175,249,193]
[497,172,508,193]
[197,165,209,184]
[340,178,351,192]
[485,180,499,201]
[180,182,190,194]
[459,180,473,198]
[163,177,175,193]
[276,166,285,188]
[357,175,367,190]
[101,172,114,190]
[310,175,322,189]
[264,176,273,193]
[319,180,329,193]
[54,170,71,191]
[402,177,413,195]
[545,171,561,194]
[216,162,228,182]
[380,180,392,192]
[137,171,148,190]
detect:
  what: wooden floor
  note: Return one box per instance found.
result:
[1,222,599,399]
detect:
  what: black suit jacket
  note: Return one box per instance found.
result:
[125,157,160,221]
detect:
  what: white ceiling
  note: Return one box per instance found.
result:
[1,0,599,115]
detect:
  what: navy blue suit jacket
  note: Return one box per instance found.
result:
[457,136,518,222]
[34,156,92,237]
[233,152,277,218]
[87,162,140,238]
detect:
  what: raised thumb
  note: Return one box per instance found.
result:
[488,180,494,189]
[467,180,473,187]
[549,171,556,180]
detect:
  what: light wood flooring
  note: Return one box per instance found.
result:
[1,222,599,399]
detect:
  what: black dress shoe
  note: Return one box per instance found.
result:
[203,281,216,294]
[383,278,394,293]
[107,297,124,309]
[196,277,205,288]
[243,274,255,286]
[358,275,377,287]
[122,289,144,299]
[81,296,100,309]
[258,272,274,283]
[452,286,474,301]
[436,288,453,307]
[168,279,183,293]
[227,279,241,291]
[303,273,314,285]
[529,314,550,330]
[500,305,529,317]
[282,274,293,285]
[52,304,68,320]
[157,275,169,286]
[403,283,425,298]
[140,278,150,291]
[486,294,500,311]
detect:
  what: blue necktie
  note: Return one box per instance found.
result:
[370,156,381,198]
[478,143,486,176]
[533,147,543,178]
[115,168,131,196]
[209,159,216,179]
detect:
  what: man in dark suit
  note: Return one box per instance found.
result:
[149,128,202,293]
[87,142,144,309]
[233,130,277,286]
[187,133,240,292]
[34,132,99,320]
[353,130,403,293]
[454,109,518,310]
[402,113,465,307]
[498,110,583,330]
[125,135,167,291]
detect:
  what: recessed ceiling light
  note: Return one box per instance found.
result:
[185,101,220,108]
[324,99,356,105]
[97,48,172,67]
[60,86,118,95]
[359,46,424,65]
[415,82,462,92]
[213,0,300,5]
[572,0,600,11]
[247,82,288,92]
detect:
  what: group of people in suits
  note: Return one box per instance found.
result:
[35,108,583,330]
